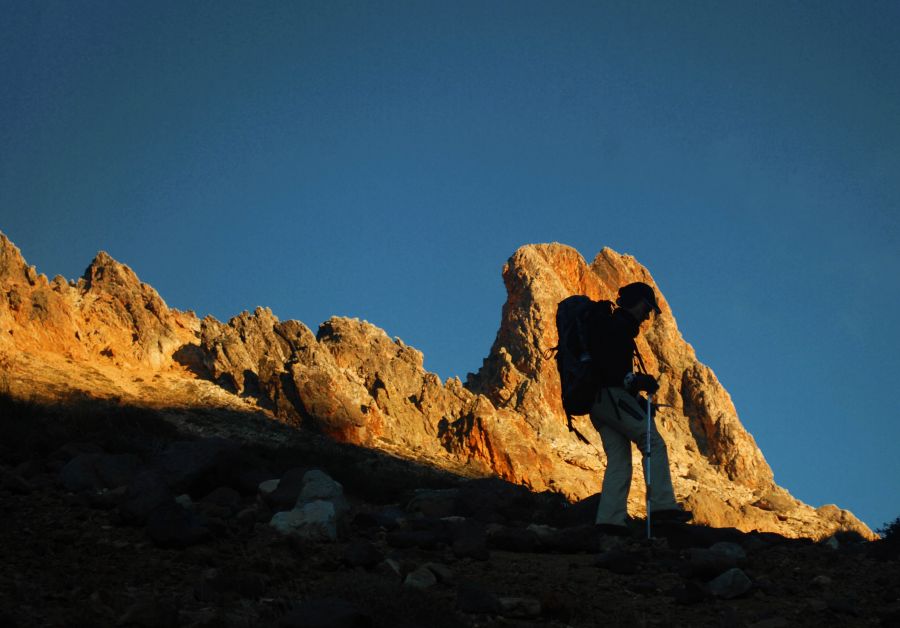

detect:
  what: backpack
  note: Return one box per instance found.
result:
[550,296,614,417]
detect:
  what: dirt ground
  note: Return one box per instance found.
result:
[1,394,898,628]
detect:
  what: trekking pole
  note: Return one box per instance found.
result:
[646,393,652,540]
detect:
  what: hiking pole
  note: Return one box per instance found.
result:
[646,392,652,540]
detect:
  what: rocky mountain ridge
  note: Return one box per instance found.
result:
[0,231,873,540]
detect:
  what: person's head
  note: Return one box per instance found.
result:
[616,282,661,323]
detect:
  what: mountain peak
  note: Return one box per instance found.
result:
[0,234,875,540]
[0,231,31,285]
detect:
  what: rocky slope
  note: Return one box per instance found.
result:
[2,394,896,628]
[0,232,873,540]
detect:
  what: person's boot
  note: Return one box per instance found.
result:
[651,508,692,524]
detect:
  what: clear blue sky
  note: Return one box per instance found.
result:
[2,1,898,532]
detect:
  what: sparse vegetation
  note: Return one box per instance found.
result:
[878,516,900,541]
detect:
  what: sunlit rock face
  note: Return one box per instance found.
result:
[0,233,197,369]
[0,232,874,540]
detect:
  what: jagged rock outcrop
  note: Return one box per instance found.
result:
[0,231,875,540]
[0,233,196,370]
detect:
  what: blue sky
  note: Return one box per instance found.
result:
[2,1,898,531]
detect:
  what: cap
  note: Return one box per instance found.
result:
[617,282,661,314]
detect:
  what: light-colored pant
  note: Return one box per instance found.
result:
[590,387,678,526]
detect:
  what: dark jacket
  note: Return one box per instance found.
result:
[587,307,640,388]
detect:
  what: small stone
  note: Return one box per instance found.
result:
[498,597,541,618]
[423,562,454,584]
[525,523,557,543]
[707,567,753,599]
[811,574,832,587]
[118,470,173,525]
[375,558,403,580]
[237,506,258,526]
[175,494,193,509]
[404,566,438,589]
[258,479,280,497]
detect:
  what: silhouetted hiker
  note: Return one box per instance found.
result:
[588,282,691,535]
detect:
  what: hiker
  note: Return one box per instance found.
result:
[588,282,691,534]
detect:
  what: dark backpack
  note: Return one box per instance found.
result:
[551,296,614,417]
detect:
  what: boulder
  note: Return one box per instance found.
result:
[59,453,142,493]
[299,469,349,515]
[118,470,174,525]
[487,525,540,553]
[455,477,536,523]
[706,567,753,599]
[406,488,459,518]
[152,438,241,496]
[270,500,338,541]
[687,545,743,578]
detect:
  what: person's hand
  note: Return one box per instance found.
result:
[627,373,659,395]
